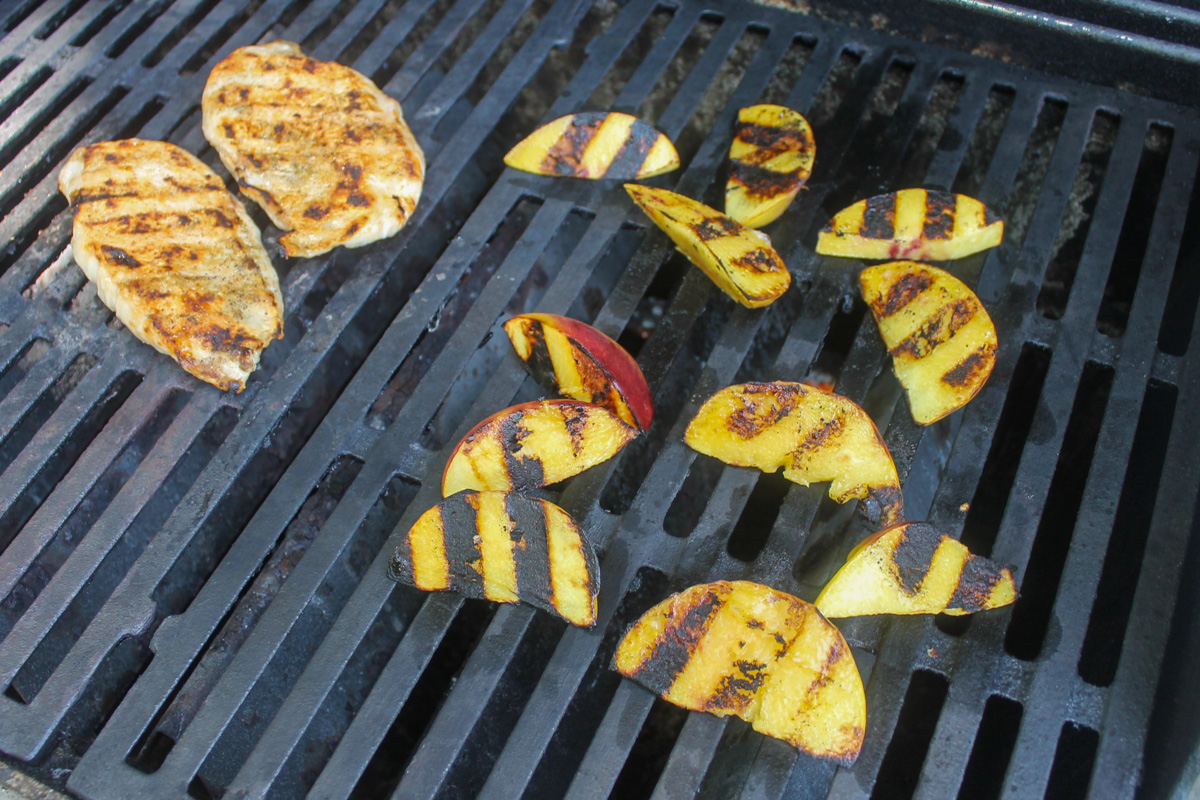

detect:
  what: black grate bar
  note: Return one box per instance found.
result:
[405,0,542,143]
[0,391,223,671]
[0,340,139,538]
[567,681,658,798]
[168,195,580,785]
[907,631,1017,800]
[0,333,80,452]
[1092,320,1200,795]
[996,130,1200,800]
[0,375,180,622]
[0,0,100,61]
[301,0,392,64]
[378,0,496,103]
[651,713,728,799]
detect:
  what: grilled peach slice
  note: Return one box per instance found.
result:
[503,313,653,430]
[442,399,638,496]
[685,382,903,526]
[815,522,1016,618]
[625,184,791,308]
[504,112,679,180]
[816,189,1003,261]
[861,262,997,425]
[389,490,599,626]
[615,580,865,762]
[725,104,815,228]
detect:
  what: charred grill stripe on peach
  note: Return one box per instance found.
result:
[497,414,545,489]
[859,193,895,239]
[889,298,980,360]
[708,658,769,712]
[505,492,555,610]
[873,270,934,318]
[630,590,726,692]
[692,215,742,241]
[519,320,557,389]
[922,191,957,240]
[948,554,1006,612]
[439,493,484,596]
[733,119,802,149]
[942,343,996,387]
[605,119,661,178]
[890,522,943,594]
[794,412,845,458]
[540,115,603,176]
[862,485,905,528]
[729,161,803,200]
[389,514,419,585]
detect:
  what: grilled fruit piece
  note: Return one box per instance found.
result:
[685,382,903,526]
[389,491,599,626]
[442,400,638,496]
[725,105,815,228]
[503,112,679,180]
[815,522,1017,618]
[861,262,997,424]
[503,313,654,431]
[625,184,790,308]
[616,581,866,761]
[816,189,1003,261]
[58,139,283,392]
[202,41,425,259]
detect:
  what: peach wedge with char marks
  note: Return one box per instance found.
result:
[861,261,997,425]
[389,490,599,626]
[615,580,866,762]
[503,313,654,430]
[817,189,1003,261]
[815,522,1017,618]
[685,382,903,526]
[504,112,679,180]
[625,184,791,309]
[442,399,638,496]
[725,104,815,228]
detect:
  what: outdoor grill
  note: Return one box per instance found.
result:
[0,0,1198,797]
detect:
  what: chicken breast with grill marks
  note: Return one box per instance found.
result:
[59,138,284,392]
[201,41,426,259]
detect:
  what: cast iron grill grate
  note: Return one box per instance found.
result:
[0,0,1197,798]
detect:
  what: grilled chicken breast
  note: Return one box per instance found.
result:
[59,139,284,392]
[201,41,425,259]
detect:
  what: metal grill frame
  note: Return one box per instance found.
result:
[0,0,1197,798]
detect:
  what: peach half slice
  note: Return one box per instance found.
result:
[685,381,903,526]
[390,490,599,627]
[625,184,791,309]
[504,313,653,431]
[442,399,639,496]
[817,189,1002,261]
[615,580,866,763]
[503,112,679,180]
[815,522,1017,618]
[725,104,815,228]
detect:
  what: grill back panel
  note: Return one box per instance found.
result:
[0,0,1197,798]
